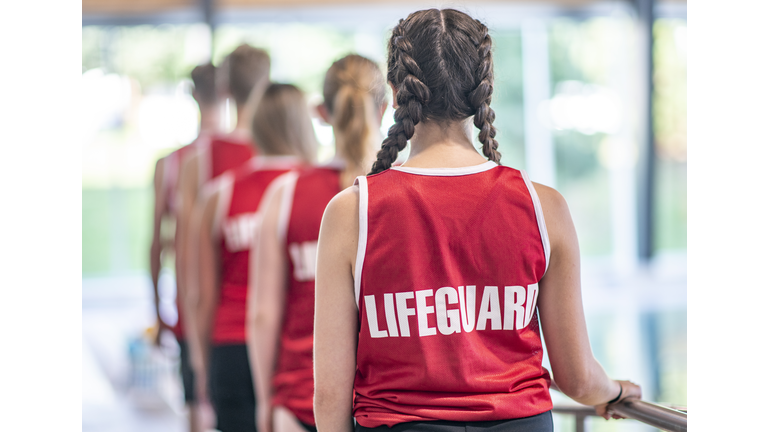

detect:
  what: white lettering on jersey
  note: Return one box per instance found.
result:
[288,241,318,281]
[524,283,540,327]
[458,285,476,333]
[415,289,437,337]
[364,283,541,338]
[383,293,399,337]
[504,286,527,330]
[477,286,502,331]
[395,292,416,337]
[364,295,388,338]
[223,212,260,252]
[435,287,460,335]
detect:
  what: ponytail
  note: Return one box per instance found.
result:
[322,55,387,172]
[332,84,377,171]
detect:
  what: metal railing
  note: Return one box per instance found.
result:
[552,399,687,432]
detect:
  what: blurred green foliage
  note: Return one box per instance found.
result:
[82,188,152,275]
[82,25,201,89]
[490,30,526,169]
[653,20,687,252]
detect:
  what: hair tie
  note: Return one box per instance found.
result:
[607,383,623,405]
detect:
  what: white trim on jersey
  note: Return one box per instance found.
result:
[247,155,302,172]
[211,172,235,243]
[520,169,551,274]
[353,176,369,310]
[390,160,498,176]
[275,171,300,245]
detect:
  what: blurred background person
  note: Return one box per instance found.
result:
[193,83,317,432]
[150,61,219,432]
[248,54,387,432]
[177,42,270,412]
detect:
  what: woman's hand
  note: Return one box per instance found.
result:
[595,380,643,420]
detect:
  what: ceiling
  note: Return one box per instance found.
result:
[82,0,685,16]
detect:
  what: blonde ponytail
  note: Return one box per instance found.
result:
[332,84,377,170]
[322,55,387,171]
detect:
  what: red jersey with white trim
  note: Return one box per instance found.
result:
[210,156,302,345]
[198,131,256,187]
[272,164,343,427]
[353,162,552,428]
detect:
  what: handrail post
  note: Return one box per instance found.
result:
[575,413,587,432]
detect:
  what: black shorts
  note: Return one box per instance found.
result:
[178,340,196,403]
[354,411,553,432]
[299,421,318,432]
[209,344,257,432]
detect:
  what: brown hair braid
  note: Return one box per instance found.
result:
[369,9,501,175]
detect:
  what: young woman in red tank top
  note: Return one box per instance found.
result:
[314,9,643,432]
[193,84,317,432]
[247,54,388,432]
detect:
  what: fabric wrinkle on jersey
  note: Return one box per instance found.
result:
[353,162,553,428]
[272,161,346,427]
[211,155,303,345]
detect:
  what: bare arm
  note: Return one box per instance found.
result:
[314,187,360,432]
[186,182,219,401]
[533,183,641,417]
[176,151,201,333]
[246,182,289,432]
[150,158,170,343]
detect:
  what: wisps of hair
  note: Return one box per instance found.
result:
[323,54,387,171]
[190,62,217,106]
[369,9,500,175]
[251,83,317,163]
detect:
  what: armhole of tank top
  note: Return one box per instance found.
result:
[212,173,234,242]
[276,171,299,245]
[353,176,368,311]
[520,170,551,275]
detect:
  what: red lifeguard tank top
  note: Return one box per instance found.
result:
[353,162,553,428]
[209,156,302,345]
[272,163,344,426]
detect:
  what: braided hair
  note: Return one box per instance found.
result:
[369,9,500,175]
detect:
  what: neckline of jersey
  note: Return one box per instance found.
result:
[390,160,498,176]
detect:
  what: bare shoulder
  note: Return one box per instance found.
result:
[532,182,571,224]
[318,184,360,274]
[323,185,359,227]
[319,185,360,253]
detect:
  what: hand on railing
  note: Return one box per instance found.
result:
[594,380,642,420]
